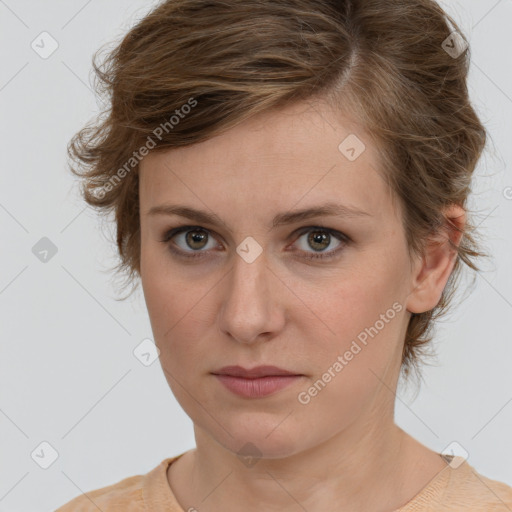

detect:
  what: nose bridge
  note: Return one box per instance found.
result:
[218,245,280,343]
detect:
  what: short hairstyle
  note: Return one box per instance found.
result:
[67,0,489,383]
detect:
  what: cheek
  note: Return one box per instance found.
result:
[296,261,407,378]
[141,247,188,345]
[293,277,405,429]
[304,263,403,335]
[140,250,215,369]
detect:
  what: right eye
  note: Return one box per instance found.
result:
[160,226,221,260]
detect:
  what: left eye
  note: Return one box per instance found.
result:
[160,226,349,261]
[293,227,346,260]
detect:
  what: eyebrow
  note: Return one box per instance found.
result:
[147,202,372,229]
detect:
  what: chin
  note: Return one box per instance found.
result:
[211,420,310,462]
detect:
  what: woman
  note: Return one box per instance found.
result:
[56,0,512,510]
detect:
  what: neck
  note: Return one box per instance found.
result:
[178,414,426,512]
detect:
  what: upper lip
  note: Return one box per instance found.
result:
[212,365,302,378]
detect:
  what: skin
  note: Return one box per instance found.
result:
[138,99,465,512]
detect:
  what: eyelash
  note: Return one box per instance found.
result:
[159,225,350,262]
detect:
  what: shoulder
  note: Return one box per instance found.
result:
[54,453,187,512]
[55,473,145,512]
[444,459,512,510]
[56,477,143,511]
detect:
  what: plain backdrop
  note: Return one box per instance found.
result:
[0,1,511,510]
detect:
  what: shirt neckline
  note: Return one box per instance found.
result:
[142,451,466,512]
[142,452,188,511]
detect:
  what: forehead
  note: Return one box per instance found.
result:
[139,100,393,219]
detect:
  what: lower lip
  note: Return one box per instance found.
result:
[213,374,302,398]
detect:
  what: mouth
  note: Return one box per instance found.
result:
[211,366,304,398]
[211,365,303,378]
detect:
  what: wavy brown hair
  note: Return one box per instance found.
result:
[68,0,489,383]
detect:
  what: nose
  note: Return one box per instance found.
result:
[217,248,285,345]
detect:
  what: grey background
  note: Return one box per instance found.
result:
[0,1,511,510]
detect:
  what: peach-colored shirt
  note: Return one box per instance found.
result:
[55,452,512,511]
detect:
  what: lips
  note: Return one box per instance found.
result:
[212,365,301,378]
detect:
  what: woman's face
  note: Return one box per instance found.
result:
[139,100,422,459]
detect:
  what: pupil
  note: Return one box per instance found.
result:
[187,230,207,249]
[310,231,328,251]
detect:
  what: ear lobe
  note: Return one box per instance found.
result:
[405,204,466,314]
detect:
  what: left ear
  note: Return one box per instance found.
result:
[405,204,466,314]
